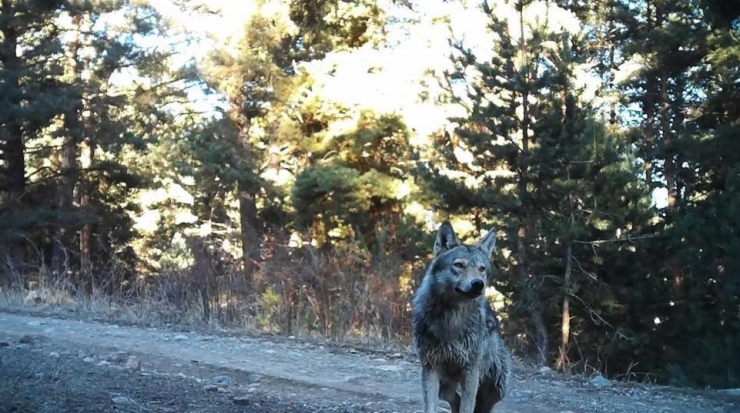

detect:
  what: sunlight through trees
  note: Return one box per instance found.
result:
[0,0,738,389]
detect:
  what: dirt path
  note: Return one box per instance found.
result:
[0,312,737,413]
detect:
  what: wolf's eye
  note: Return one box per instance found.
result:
[453,261,465,269]
[477,265,486,273]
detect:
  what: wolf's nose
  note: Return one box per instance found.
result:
[471,279,484,293]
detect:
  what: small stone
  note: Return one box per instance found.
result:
[111,396,133,405]
[126,356,141,372]
[174,335,188,341]
[210,375,232,387]
[24,291,43,306]
[589,375,612,387]
[0,341,10,347]
[19,335,39,344]
[103,351,128,363]
[203,384,219,392]
[98,360,110,366]
[511,394,529,403]
[233,395,250,406]
[83,357,96,363]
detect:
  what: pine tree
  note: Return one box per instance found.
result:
[0,0,67,278]
[0,0,191,287]
[419,0,568,366]
[50,1,184,290]
[195,0,402,273]
[649,1,740,387]
[290,111,413,254]
[197,1,295,278]
[417,0,654,368]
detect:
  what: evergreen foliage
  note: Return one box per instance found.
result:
[0,0,738,388]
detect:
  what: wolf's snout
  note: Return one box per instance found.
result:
[471,278,484,293]
[455,278,485,297]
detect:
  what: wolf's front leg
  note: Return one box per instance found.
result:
[421,366,440,413]
[458,367,481,413]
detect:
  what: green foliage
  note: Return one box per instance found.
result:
[286,0,386,62]
[418,0,659,371]
[291,112,417,253]
[1,0,739,390]
[293,164,361,222]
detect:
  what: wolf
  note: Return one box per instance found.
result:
[412,221,512,413]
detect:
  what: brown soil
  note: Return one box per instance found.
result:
[0,311,737,413]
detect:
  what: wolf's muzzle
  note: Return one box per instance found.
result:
[455,278,485,298]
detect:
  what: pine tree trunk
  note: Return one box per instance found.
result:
[0,0,26,278]
[79,137,93,293]
[674,78,686,202]
[516,0,548,367]
[643,0,656,189]
[607,17,618,126]
[516,222,548,366]
[51,133,77,278]
[557,243,573,372]
[229,97,261,287]
[52,14,83,281]
[655,3,676,209]
[237,182,259,281]
[557,77,574,372]
[659,73,676,208]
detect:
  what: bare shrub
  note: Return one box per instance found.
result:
[254,240,415,342]
[1,236,418,345]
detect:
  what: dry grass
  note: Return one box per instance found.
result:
[254,243,417,342]
[0,241,420,346]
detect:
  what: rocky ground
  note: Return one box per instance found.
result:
[0,311,738,413]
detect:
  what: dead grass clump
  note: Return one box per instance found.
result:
[254,242,415,342]
[0,240,419,345]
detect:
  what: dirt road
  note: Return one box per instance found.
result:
[0,311,736,412]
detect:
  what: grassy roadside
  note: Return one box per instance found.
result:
[0,284,414,358]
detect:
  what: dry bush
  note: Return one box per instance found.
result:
[253,240,415,342]
[1,238,419,345]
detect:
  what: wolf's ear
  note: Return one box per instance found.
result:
[475,228,497,258]
[434,221,460,256]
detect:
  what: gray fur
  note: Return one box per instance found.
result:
[412,222,512,413]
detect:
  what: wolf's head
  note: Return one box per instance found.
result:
[429,221,497,301]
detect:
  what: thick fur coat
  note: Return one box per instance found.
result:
[412,222,512,413]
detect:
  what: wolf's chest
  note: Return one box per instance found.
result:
[425,340,474,371]
[421,323,483,376]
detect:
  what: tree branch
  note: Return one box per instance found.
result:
[573,233,659,245]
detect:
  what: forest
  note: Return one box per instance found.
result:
[0,0,739,390]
